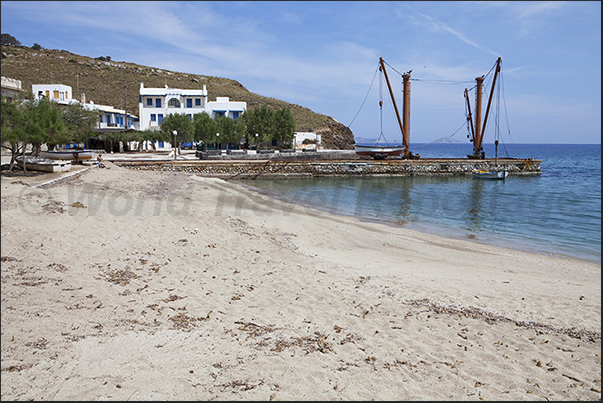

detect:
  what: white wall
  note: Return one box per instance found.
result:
[32,84,74,103]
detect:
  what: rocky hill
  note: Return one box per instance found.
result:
[1,45,354,149]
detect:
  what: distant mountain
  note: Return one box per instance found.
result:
[429,137,464,144]
[353,137,404,145]
[353,137,379,144]
[356,136,465,145]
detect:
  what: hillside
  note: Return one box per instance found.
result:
[1,45,355,149]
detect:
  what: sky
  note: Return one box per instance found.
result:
[1,1,601,144]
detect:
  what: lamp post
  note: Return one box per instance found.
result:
[216,133,220,150]
[172,130,177,160]
[255,133,259,151]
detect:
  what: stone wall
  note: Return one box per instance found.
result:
[118,158,542,179]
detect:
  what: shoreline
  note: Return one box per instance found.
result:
[1,165,600,400]
[235,178,601,265]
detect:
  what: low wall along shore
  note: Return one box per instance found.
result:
[116,158,542,179]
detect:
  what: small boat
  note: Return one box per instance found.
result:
[354,143,404,159]
[40,149,95,161]
[473,169,508,180]
[16,156,72,172]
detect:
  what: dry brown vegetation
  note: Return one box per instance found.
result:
[0,45,333,133]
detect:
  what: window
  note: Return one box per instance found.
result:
[186,99,192,108]
[195,98,201,106]
[188,114,192,121]
[150,114,156,122]
[155,98,161,108]
[147,98,153,106]
[158,114,163,124]
[231,111,240,119]
[168,98,181,108]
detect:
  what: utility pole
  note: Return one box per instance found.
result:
[123,85,127,128]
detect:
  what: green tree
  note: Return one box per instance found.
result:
[215,115,247,148]
[26,99,69,151]
[243,105,275,144]
[192,112,217,148]
[61,103,100,144]
[0,33,21,46]
[1,96,28,170]
[273,108,296,147]
[160,113,194,147]
[32,43,42,50]
[232,117,247,148]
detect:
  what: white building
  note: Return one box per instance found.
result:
[32,83,78,104]
[138,83,247,131]
[82,101,138,131]
[1,76,24,101]
[293,131,321,150]
[32,83,138,131]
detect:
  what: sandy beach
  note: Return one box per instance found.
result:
[1,161,600,400]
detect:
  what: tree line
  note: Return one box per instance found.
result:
[158,105,296,149]
[1,97,100,170]
[1,94,296,170]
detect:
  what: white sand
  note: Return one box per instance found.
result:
[1,164,600,400]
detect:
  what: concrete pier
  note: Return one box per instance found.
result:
[116,157,542,180]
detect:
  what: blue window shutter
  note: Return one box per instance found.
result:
[151,114,156,121]
[187,99,192,108]
[158,114,163,124]
[156,98,161,108]
[195,98,201,106]
[147,98,152,106]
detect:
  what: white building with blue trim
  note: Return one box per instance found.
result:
[32,83,138,131]
[138,83,246,131]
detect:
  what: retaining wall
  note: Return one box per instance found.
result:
[116,158,542,180]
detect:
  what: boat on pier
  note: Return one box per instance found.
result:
[354,57,419,160]
[40,149,94,161]
[16,156,72,172]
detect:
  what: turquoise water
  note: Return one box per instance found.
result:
[238,144,601,263]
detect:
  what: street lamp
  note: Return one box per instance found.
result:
[255,133,259,151]
[216,133,220,150]
[172,130,177,160]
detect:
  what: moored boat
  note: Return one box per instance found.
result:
[354,144,404,160]
[40,149,94,161]
[16,156,72,172]
[472,169,508,180]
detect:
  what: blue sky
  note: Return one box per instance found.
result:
[1,1,601,144]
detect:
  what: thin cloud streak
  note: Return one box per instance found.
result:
[1,1,600,143]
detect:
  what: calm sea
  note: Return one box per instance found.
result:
[237,144,601,264]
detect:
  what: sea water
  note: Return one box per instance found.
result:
[236,143,601,264]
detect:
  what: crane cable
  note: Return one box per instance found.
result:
[347,65,379,128]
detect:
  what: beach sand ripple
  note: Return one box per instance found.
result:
[1,166,600,400]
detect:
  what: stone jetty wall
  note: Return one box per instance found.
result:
[117,158,542,179]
